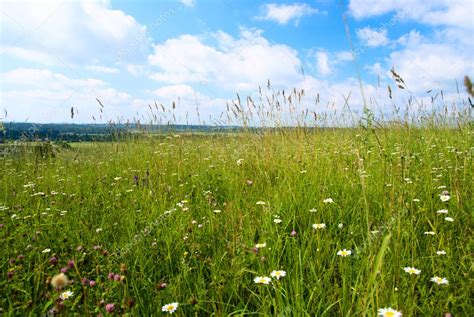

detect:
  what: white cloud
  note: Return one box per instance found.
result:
[148,28,304,92]
[151,84,230,125]
[256,3,321,25]
[387,41,473,93]
[178,0,195,7]
[365,62,384,76]
[0,0,148,66]
[1,68,133,122]
[356,27,389,47]
[85,65,120,74]
[311,50,353,76]
[315,51,331,75]
[359,29,474,94]
[349,1,473,95]
[1,46,57,65]
[335,51,354,63]
[349,0,474,29]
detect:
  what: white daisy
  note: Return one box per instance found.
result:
[403,267,421,275]
[60,290,73,300]
[254,276,271,284]
[430,276,449,285]
[270,270,286,280]
[439,194,450,202]
[337,249,351,257]
[161,302,179,314]
[378,307,402,316]
[312,223,326,230]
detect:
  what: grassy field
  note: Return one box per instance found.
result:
[1,125,472,316]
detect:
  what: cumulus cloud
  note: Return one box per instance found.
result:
[148,28,304,92]
[356,27,389,47]
[1,68,133,122]
[151,84,229,124]
[0,0,149,66]
[349,1,473,95]
[315,51,331,75]
[178,0,195,7]
[256,3,321,25]
[387,39,473,93]
[349,0,473,29]
[85,65,120,74]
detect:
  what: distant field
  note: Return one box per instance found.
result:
[1,126,472,316]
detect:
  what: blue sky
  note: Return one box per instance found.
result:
[1,0,473,123]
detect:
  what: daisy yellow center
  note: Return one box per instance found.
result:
[385,312,395,317]
[165,305,174,311]
[341,251,348,256]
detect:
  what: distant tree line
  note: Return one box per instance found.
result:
[0,122,242,142]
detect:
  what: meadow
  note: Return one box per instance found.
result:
[1,118,472,316]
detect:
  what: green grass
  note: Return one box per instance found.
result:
[1,126,472,316]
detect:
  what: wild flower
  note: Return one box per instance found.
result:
[51,273,69,289]
[439,194,450,202]
[444,217,454,222]
[60,290,73,300]
[337,249,351,257]
[403,267,421,275]
[378,307,402,316]
[423,231,435,235]
[254,276,271,284]
[270,270,286,280]
[274,218,282,224]
[161,302,179,313]
[42,248,51,253]
[105,303,115,313]
[313,223,326,229]
[49,257,58,265]
[436,209,448,214]
[255,243,267,249]
[436,250,447,255]
[431,276,449,285]
[323,198,334,204]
